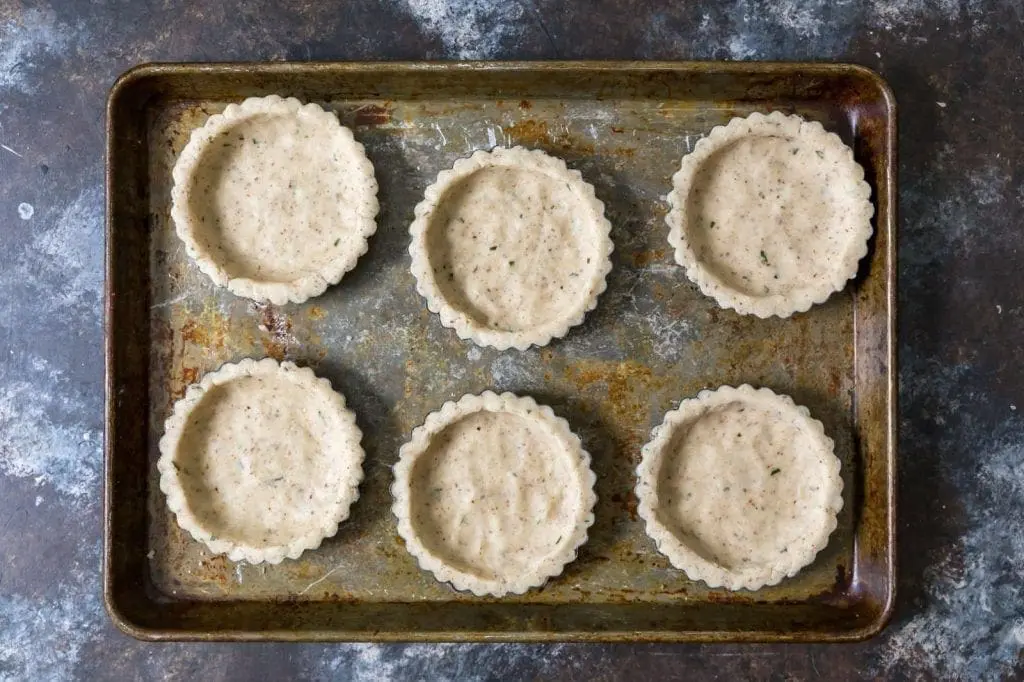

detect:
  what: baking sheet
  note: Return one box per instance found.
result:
[105,61,895,641]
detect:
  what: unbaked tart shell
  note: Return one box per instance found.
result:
[170,95,379,305]
[158,358,365,564]
[391,391,597,596]
[409,146,614,351]
[665,111,874,318]
[636,384,843,591]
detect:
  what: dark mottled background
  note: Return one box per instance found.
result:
[1,1,1022,680]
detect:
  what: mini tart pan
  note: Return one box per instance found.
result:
[158,358,365,564]
[170,95,379,305]
[636,384,843,591]
[391,391,597,596]
[665,111,874,318]
[409,146,613,350]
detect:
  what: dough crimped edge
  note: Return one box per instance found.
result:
[157,358,365,565]
[665,111,874,318]
[408,146,614,351]
[170,95,379,305]
[391,391,598,596]
[635,384,844,591]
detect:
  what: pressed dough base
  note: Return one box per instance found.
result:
[158,359,364,564]
[636,385,843,591]
[392,392,597,596]
[666,112,874,318]
[410,147,613,350]
[410,411,577,579]
[171,96,378,305]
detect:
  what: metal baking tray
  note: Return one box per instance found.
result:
[105,61,896,642]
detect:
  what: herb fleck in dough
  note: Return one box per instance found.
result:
[666,112,874,318]
[158,359,364,565]
[636,385,843,591]
[392,392,597,596]
[410,147,613,350]
[171,95,378,305]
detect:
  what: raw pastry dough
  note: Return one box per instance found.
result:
[636,385,843,591]
[392,391,597,596]
[158,358,364,564]
[666,112,874,318]
[409,146,613,350]
[171,95,379,305]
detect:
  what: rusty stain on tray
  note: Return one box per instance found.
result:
[353,102,392,126]
[561,358,668,459]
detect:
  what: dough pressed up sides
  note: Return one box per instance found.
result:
[665,112,874,318]
[391,391,597,596]
[409,146,614,350]
[636,385,844,591]
[158,359,365,564]
[170,95,379,305]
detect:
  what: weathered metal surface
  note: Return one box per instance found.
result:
[105,61,895,641]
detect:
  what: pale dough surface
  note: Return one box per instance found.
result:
[392,392,597,596]
[666,112,874,318]
[410,411,576,579]
[158,359,364,564]
[410,147,613,350]
[171,96,378,305]
[636,385,843,591]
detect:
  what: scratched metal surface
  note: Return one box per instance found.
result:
[145,90,858,608]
